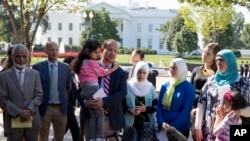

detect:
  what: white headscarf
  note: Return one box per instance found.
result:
[169,58,188,81]
[128,61,153,97]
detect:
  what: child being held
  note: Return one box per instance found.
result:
[213,89,248,141]
[74,39,118,141]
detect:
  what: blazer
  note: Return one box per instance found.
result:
[32,61,71,116]
[102,67,127,131]
[0,67,43,133]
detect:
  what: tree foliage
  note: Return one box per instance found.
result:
[179,4,234,43]
[178,0,250,10]
[217,12,245,49]
[241,23,250,48]
[1,0,89,50]
[80,8,120,44]
[159,13,198,55]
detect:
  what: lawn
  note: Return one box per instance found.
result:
[1,53,250,69]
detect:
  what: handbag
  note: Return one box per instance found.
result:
[140,122,159,141]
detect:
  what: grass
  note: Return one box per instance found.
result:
[1,54,250,69]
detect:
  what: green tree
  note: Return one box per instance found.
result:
[80,8,120,44]
[159,13,198,55]
[179,4,234,44]
[241,23,250,48]
[159,14,185,51]
[217,12,245,49]
[1,0,89,50]
[173,26,198,56]
[178,0,250,10]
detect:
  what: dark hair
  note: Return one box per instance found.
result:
[63,56,75,65]
[74,39,101,74]
[205,43,221,72]
[223,89,248,110]
[133,49,144,60]
[1,45,13,71]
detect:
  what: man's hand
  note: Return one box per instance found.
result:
[86,98,104,110]
[18,109,31,121]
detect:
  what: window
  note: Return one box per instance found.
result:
[137,23,141,32]
[58,23,62,31]
[148,23,153,32]
[148,38,152,49]
[69,37,73,45]
[79,23,82,31]
[121,23,123,32]
[69,23,73,31]
[48,37,51,42]
[58,37,62,44]
[137,38,141,48]
[120,38,123,47]
[48,23,51,30]
[159,39,163,49]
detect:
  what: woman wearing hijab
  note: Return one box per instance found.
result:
[195,49,250,141]
[124,61,157,141]
[156,58,195,138]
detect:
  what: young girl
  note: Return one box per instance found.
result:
[74,39,118,141]
[213,89,248,141]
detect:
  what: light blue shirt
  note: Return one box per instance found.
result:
[47,61,60,104]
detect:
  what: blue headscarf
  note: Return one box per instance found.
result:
[215,49,239,86]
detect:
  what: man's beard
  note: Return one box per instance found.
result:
[13,62,27,69]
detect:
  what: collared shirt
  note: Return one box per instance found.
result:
[47,60,61,104]
[99,61,112,89]
[14,66,25,81]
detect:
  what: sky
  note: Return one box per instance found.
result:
[93,0,250,23]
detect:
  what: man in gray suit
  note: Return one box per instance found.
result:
[32,41,71,141]
[0,44,43,141]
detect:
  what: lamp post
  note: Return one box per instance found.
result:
[82,11,93,39]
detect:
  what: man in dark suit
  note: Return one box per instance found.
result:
[84,39,127,141]
[128,49,158,87]
[32,41,71,141]
[0,44,43,141]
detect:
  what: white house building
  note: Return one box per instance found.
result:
[41,1,177,54]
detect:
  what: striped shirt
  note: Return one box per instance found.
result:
[213,114,242,141]
[78,59,110,85]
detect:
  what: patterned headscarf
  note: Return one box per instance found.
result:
[215,49,239,86]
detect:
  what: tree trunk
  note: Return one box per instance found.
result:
[2,0,20,43]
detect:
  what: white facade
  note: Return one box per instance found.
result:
[41,2,177,54]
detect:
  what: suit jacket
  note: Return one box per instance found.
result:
[32,61,71,116]
[0,67,43,133]
[102,67,127,131]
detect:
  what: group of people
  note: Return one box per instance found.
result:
[0,39,250,141]
[240,60,249,78]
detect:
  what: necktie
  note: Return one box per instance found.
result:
[104,67,110,96]
[19,71,24,91]
[51,64,59,103]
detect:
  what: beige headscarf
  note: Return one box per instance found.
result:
[162,58,188,109]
